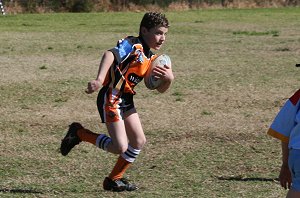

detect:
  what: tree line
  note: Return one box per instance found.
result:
[2,0,300,13]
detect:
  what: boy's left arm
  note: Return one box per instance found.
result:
[154,65,174,93]
[279,141,292,189]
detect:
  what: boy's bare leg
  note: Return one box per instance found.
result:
[105,120,128,154]
[124,108,146,150]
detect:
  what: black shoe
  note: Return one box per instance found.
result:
[120,178,138,191]
[60,122,83,156]
[103,177,138,192]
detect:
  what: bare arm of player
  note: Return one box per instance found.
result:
[279,141,292,189]
[86,51,114,94]
[153,65,174,93]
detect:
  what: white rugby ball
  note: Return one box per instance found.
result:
[144,54,171,90]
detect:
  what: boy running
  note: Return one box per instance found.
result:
[60,12,174,192]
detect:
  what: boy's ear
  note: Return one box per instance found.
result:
[140,27,148,35]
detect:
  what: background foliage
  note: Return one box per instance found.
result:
[1,0,300,13]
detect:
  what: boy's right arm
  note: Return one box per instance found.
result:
[86,51,114,94]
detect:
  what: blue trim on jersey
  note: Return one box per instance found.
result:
[114,39,133,63]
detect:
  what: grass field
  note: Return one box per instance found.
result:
[1,8,300,197]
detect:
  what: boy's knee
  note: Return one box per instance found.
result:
[116,145,128,154]
[132,137,146,150]
[112,137,146,153]
[139,137,146,148]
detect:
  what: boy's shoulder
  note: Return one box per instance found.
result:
[120,36,153,57]
[119,36,140,45]
[126,36,139,42]
[290,89,300,105]
[115,36,142,50]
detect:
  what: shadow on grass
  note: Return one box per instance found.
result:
[0,188,43,194]
[217,176,278,182]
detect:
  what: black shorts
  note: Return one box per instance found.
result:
[97,86,135,123]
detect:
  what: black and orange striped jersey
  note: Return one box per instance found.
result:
[97,36,157,123]
[104,36,157,95]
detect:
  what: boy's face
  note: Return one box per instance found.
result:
[141,25,168,50]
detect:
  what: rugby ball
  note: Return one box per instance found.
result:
[144,54,172,90]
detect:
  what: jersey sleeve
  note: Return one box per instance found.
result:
[267,89,300,143]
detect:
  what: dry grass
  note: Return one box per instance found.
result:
[0,8,300,197]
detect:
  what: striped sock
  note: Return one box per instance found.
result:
[96,134,112,151]
[109,156,131,180]
[109,145,141,180]
[121,145,141,163]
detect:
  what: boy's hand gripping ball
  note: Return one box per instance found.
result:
[144,54,172,90]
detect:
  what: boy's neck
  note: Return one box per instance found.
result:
[138,35,150,55]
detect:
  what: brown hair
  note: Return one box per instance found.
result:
[139,12,169,35]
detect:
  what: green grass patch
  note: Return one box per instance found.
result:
[233,30,279,36]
